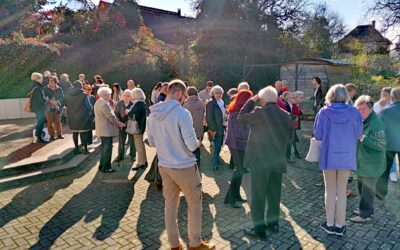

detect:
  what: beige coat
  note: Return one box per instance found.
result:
[183,96,205,139]
[94,98,119,137]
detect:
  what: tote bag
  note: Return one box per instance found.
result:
[305,138,321,163]
[126,103,139,135]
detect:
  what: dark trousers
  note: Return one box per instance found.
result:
[73,132,88,151]
[100,137,113,172]
[357,176,378,218]
[376,151,399,199]
[225,148,245,204]
[251,169,283,234]
[118,130,135,160]
[87,130,93,145]
[35,111,46,138]
[212,135,223,167]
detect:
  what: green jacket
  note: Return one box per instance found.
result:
[379,101,400,152]
[206,98,225,137]
[356,112,386,177]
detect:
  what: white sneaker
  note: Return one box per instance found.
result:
[390,172,397,182]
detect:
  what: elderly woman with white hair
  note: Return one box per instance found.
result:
[206,85,227,173]
[238,86,293,240]
[94,87,126,173]
[314,84,363,236]
[127,88,148,170]
[237,82,250,91]
[28,72,49,143]
[114,89,136,162]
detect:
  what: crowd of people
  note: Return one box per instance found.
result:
[26,71,399,249]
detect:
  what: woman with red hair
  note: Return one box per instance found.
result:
[224,89,253,208]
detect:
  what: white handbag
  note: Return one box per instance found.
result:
[126,115,139,135]
[305,138,321,162]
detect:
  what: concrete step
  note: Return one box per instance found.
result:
[0,153,92,191]
[0,134,101,178]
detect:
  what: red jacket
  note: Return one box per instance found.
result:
[277,97,287,111]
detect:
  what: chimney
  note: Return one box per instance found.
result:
[372,20,376,28]
[177,8,181,17]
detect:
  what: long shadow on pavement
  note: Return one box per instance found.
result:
[29,166,143,250]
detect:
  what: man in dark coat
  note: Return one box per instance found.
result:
[311,76,324,115]
[238,86,293,240]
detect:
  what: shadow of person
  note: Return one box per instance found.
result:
[30,167,143,249]
[136,184,164,248]
[0,178,74,228]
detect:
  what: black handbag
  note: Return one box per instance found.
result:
[144,154,163,190]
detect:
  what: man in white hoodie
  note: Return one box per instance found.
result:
[147,80,215,250]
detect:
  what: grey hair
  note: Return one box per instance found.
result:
[211,85,224,96]
[60,73,69,81]
[238,82,250,90]
[381,87,392,95]
[97,87,112,98]
[131,88,146,101]
[325,84,350,105]
[294,91,304,97]
[355,95,374,109]
[391,87,400,102]
[258,86,278,103]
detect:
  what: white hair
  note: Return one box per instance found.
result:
[97,87,112,99]
[294,91,304,97]
[123,89,132,96]
[355,95,373,109]
[238,82,250,90]
[43,71,51,77]
[131,88,146,101]
[325,84,350,105]
[211,85,224,96]
[391,87,400,102]
[258,86,278,103]
[60,73,69,81]
[31,72,43,83]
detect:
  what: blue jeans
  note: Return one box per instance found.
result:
[35,111,46,138]
[212,135,223,168]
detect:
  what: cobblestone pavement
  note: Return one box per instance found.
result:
[0,122,400,249]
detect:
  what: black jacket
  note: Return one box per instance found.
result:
[44,86,65,113]
[29,81,47,113]
[65,87,93,131]
[313,86,325,108]
[206,98,225,137]
[238,100,293,172]
[59,80,73,96]
[128,101,147,134]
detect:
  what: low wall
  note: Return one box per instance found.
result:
[0,98,36,120]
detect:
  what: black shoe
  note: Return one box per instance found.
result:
[228,202,241,208]
[334,226,346,236]
[244,226,266,241]
[83,149,89,155]
[236,197,247,203]
[73,148,81,155]
[348,176,353,183]
[266,224,279,234]
[131,164,146,171]
[320,222,335,235]
[49,136,56,141]
[57,135,64,139]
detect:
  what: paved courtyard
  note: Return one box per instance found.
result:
[0,122,400,249]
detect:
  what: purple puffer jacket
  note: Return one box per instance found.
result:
[225,111,250,151]
[314,103,363,171]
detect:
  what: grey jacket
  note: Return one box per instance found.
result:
[183,96,205,139]
[94,98,119,137]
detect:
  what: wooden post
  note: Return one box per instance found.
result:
[295,63,299,91]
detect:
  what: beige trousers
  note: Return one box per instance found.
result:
[323,170,351,226]
[133,134,147,165]
[159,166,202,248]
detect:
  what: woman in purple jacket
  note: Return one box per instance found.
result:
[224,90,253,208]
[314,84,363,236]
